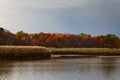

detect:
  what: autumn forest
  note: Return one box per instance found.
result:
[0,27,120,48]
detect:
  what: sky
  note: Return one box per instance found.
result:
[0,0,120,36]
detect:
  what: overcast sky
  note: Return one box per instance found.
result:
[0,0,120,36]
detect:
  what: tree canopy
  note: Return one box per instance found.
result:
[0,27,120,48]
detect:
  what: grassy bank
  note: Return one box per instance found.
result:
[51,48,120,56]
[0,46,51,60]
[0,46,120,60]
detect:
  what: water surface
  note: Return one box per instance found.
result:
[0,57,120,80]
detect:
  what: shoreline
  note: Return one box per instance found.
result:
[0,46,120,60]
[51,54,120,59]
[0,46,51,60]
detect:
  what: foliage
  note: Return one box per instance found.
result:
[0,27,4,32]
[0,27,120,48]
[103,34,119,48]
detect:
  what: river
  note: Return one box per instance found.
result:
[0,57,120,80]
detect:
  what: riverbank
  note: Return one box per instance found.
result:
[51,48,120,56]
[0,46,120,60]
[0,46,51,60]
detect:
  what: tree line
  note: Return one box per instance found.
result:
[0,27,120,48]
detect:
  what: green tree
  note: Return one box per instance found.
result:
[16,31,28,38]
[103,34,119,48]
[0,27,4,32]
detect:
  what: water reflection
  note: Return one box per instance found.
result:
[0,58,120,80]
[100,58,118,80]
[0,61,14,80]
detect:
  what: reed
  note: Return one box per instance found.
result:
[51,48,120,56]
[0,46,120,60]
[0,46,51,60]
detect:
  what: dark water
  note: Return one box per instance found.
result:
[0,57,120,80]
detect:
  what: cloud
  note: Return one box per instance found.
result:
[0,0,120,36]
[0,0,88,9]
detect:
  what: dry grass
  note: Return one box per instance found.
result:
[0,46,51,60]
[0,46,120,60]
[50,48,120,56]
